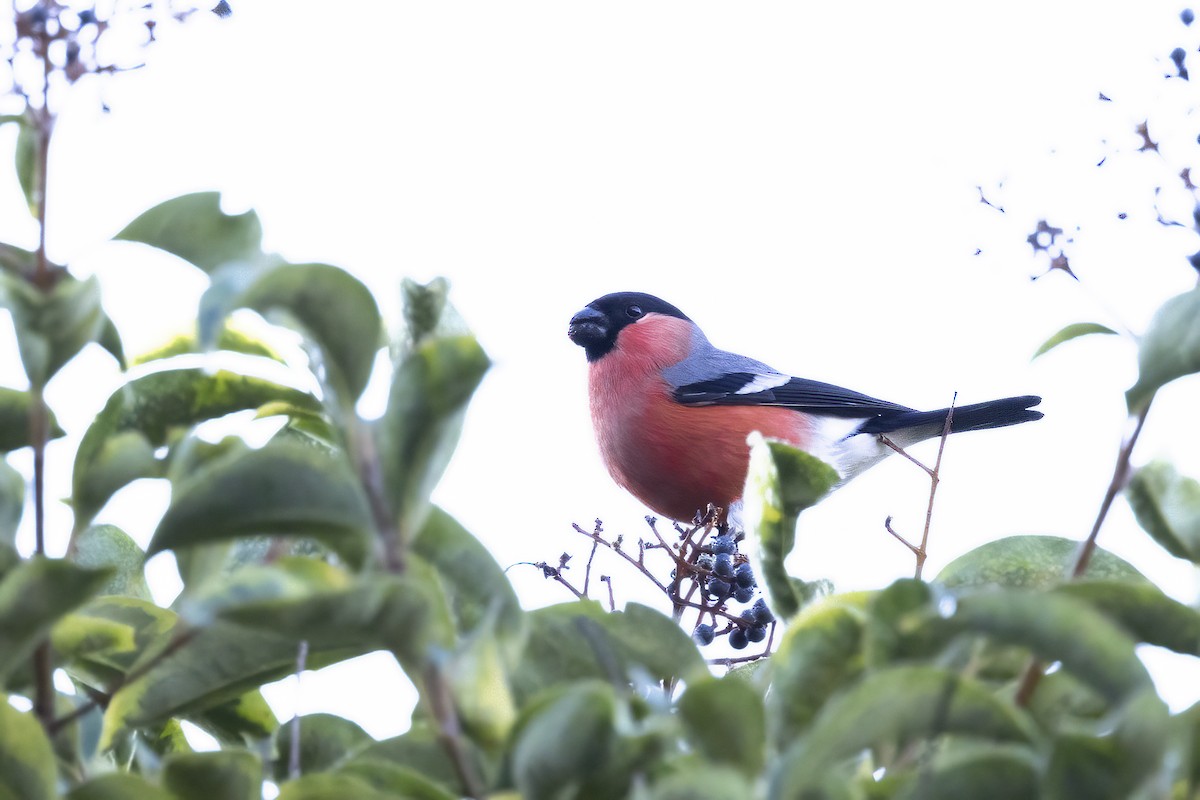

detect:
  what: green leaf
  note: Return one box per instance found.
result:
[275,774,390,800]
[400,277,450,347]
[411,506,523,640]
[71,524,151,600]
[1033,322,1119,359]
[447,624,517,750]
[72,368,322,528]
[195,689,279,745]
[149,437,373,569]
[511,601,704,702]
[14,112,36,217]
[864,578,948,667]
[952,589,1151,704]
[1127,286,1200,411]
[64,773,176,800]
[0,703,56,800]
[115,192,264,274]
[1126,460,1200,562]
[893,743,1039,800]
[96,313,126,369]
[0,557,112,681]
[678,676,765,775]
[601,602,707,685]
[349,723,483,795]
[0,459,22,545]
[52,595,176,687]
[936,534,1146,590]
[333,762,457,800]
[272,714,372,779]
[98,615,369,749]
[380,334,489,543]
[770,666,1033,798]
[216,563,453,668]
[1043,688,1169,800]
[743,435,840,618]
[511,681,617,800]
[0,273,105,386]
[162,750,262,800]
[1053,580,1200,655]
[237,263,383,405]
[768,595,867,747]
[645,765,757,800]
[181,557,353,625]
[0,241,35,275]
[0,387,65,452]
[132,325,284,366]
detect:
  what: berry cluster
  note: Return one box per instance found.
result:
[680,532,775,652]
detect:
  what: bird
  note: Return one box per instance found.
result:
[567,291,1042,524]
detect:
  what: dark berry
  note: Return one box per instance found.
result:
[711,535,735,555]
[729,628,749,650]
[706,579,732,601]
[1183,8,1195,25]
[212,0,233,17]
[696,554,715,571]
[78,9,96,24]
[735,562,755,588]
[747,625,767,643]
[692,623,715,646]
[714,553,734,577]
[733,585,755,603]
[751,598,775,625]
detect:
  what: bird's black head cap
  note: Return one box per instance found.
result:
[568,292,691,362]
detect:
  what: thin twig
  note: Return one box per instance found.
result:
[49,627,200,734]
[1015,402,1151,706]
[288,640,309,780]
[601,575,615,611]
[583,539,599,597]
[915,396,956,580]
[571,523,671,595]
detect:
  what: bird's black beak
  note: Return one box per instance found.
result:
[567,306,608,348]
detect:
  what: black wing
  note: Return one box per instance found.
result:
[673,372,914,419]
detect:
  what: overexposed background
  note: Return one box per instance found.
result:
[2,2,1199,739]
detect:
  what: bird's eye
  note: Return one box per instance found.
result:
[625,305,643,318]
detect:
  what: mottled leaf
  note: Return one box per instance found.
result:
[0,702,56,800]
[0,273,105,386]
[0,387,63,452]
[771,666,1032,798]
[0,557,112,680]
[1127,286,1200,411]
[768,595,867,747]
[115,192,264,274]
[162,750,262,800]
[71,524,151,600]
[1033,322,1119,359]
[1126,460,1200,562]
[380,334,489,543]
[1054,580,1200,655]
[237,262,382,405]
[72,368,321,527]
[132,325,284,366]
[679,675,765,775]
[511,681,616,800]
[149,437,373,569]
[743,434,839,618]
[937,534,1145,590]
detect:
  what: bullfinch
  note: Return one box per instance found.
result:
[567,291,1042,524]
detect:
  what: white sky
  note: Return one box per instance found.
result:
[2,2,1200,738]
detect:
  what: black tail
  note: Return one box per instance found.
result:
[859,395,1043,435]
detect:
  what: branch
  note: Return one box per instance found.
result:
[49,627,199,734]
[423,663,486,800]
[1014,402,1151,707]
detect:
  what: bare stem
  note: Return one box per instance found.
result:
[288,640,309,781]
[423,663,486,800]
[1015,402,1151,707]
